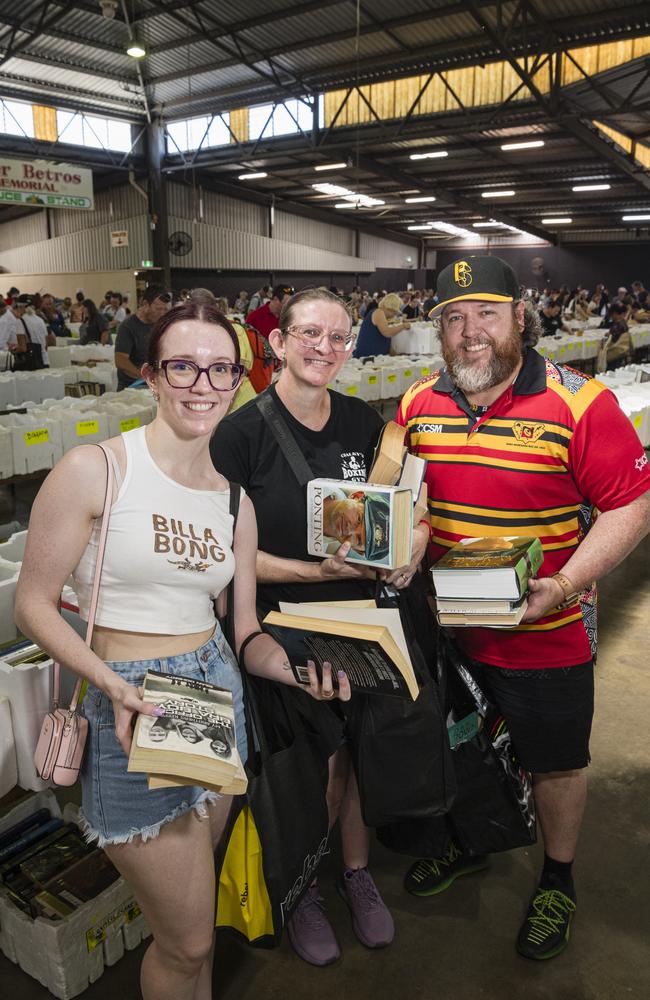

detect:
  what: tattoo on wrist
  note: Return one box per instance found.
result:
[282,659,291,672]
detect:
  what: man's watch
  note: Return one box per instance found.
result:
[551,572,580,609]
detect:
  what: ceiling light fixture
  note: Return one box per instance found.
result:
[126,41,146,57]
[429,221,474,238]
[622,214,650,221]
[500,140,545,151]
[314,162,347,171]
[541,217,572,224]
[239,172,268,180]
[405,196,436,203]
[409,150,449,160]
[472,220,503,227]
[481,189,515,198]
[407,224,433,230]
[572,183,610,191]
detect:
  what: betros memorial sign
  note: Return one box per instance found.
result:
[0,157,94,210]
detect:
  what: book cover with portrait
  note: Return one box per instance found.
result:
[306,479,413,570]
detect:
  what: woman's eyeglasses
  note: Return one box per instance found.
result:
[284,324,355,353]
[154,359,245,390]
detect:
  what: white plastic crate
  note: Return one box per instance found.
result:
[0,412,63,475]
[57,409,109,453]
[48,347,73,368]
[0,694,18,796]
[0,529,27,563]
[0,372,17,409]
[0,423,13,479]
[0,791,150,1000]
[0,558,19,645]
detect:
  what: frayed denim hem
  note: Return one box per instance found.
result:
[78,789,222,848]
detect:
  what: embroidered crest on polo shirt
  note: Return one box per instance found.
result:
[635,454,648,472]
[512,421,546,443]
[454,260,472,288]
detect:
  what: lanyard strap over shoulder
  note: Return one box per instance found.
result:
[255,391,314,487]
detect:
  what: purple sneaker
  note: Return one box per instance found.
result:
[338,868,395,949]
[287,885,341,966]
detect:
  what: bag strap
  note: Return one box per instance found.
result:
[220,483,241,653]
[53,444,114,712]
[255,391,314,487]
[19,317,33,344]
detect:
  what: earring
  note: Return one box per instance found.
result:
[151,390,159,402]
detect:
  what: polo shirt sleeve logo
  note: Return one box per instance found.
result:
[453,260,473,288]
[512,421,546,443]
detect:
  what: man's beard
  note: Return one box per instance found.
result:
[441,322,523,394]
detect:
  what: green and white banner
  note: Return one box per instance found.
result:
[0,157,94,210]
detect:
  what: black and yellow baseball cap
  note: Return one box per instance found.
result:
[430,255,519,317]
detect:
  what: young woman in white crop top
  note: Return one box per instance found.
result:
[15,300,350,1000]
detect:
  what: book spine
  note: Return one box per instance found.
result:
[307,481,325,556]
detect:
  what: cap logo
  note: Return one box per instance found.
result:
[454,261,472,288]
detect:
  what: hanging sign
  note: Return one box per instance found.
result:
[111,230,129,247]
[0,157,94,210]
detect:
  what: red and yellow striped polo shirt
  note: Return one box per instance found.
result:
[397,349,650,668]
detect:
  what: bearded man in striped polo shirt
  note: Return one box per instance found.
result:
[396,255,650,961]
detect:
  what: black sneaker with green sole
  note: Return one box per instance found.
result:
[516,886,576,960]
[404,842,489,897]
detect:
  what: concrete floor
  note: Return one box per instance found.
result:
[1,535,649,1000]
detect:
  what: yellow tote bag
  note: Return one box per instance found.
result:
[215,804,275,946]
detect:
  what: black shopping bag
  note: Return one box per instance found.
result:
[442,638,537,855]
[216,675,330,947]
[346,581,456,828]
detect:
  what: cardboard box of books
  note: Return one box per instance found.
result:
[306,479,413,570]
[0,790,150,1000]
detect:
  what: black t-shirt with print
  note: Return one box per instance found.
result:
[211,382,384,614]
[538,311,563,337]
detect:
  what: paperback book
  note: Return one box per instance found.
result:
[263,600,418,699]
[306,478,413,569]
[128,672,246,794]
[431,536,544,601]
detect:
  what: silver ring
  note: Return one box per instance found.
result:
[321,690,335,700]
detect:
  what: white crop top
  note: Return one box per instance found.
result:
[73,426,239,634]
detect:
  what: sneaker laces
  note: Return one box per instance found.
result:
[409,842,463,883]
[291,886,329,931]
[344,869,383,913]
[523,889,576,945]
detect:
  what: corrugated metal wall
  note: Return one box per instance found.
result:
[274,210,355,255]
[51,184,148,237]
[167,215,374,273]
[0,211,48,252]
[0,213,150,272]
[167,183,267,235]
[359,233,418,268]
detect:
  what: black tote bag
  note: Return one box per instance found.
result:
[345,581,456,828]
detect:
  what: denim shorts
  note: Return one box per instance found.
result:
[79,624,247,847]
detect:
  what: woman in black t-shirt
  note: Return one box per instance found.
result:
[212,289,429,967]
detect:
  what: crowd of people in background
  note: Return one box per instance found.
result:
[1,275,648,375]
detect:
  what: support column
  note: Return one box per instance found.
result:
[146,117,170,288]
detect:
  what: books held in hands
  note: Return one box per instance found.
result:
[432,536,543,600]
[263,600,419,700]
[128,672,247,796]
[367,420,428,526]
[432,536,544,627]
[306,479,413,570]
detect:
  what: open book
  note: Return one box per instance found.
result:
[367,419,428,526]
[128,672,247,795]
[263,600,419,700]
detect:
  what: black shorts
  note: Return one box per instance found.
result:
[466,660,594,774]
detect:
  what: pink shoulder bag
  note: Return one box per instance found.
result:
[34,445,115,786]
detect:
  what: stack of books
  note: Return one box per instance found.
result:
[0,810,119,921]
[431,536,544,627]
[128,673,247,795]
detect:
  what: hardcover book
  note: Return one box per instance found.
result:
[306,479,413,569]
[431,536,544,600]
[128,672,246,793]
[263,601,418,699]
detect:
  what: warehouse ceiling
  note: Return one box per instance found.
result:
[0,0,650,246]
